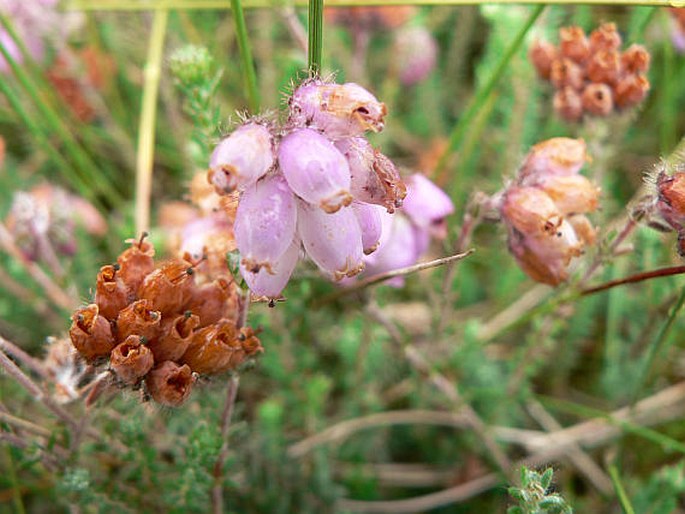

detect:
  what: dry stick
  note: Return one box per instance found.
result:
[0,222,76,311]
[367,303,513,477]
[336,381,685,513]
[321,250,474,305]
[525,399,613,496]
[0,337,49,379]
[281,7,308,54]
[0,411,53,438]
[580,265,685,296]
[212,289,248,514]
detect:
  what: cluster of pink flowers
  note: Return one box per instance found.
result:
[207,79,407,300]
[499,138,600,285]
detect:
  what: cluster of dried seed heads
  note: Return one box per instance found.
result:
[530,22,651,122]
[499,138,600,285]
[68,235,261,407]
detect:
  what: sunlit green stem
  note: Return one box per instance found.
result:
[308,0,324,73]
[135,9,168,235]
[230,0,260,112]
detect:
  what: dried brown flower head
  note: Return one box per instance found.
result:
[95,264,130,320]
[110,335,155,385]
[69,304,116,361]
[581,83,614,116]
[145,361,195,407]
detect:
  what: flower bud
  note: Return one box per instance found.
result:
[550,58,584,90]
[185,277,237,327]
[352,202,383,255]
[394,26,437,86]
[581,83,614,116]
[148,312,200,362]
[208,122,274,194]
[529,39,557,80]
[297,200,364,281]
[279,128,353,213]
[401,174,454,239]
[536,175,600,215]
[110,335,154,385]
[117,238,155,293]
[614,74,650,109]
[657,171,685,230]
[589,22,622,52]
[115,299,162,342]
[586,49,622,85]
[138,259,196,316]
[519,137,588,180]
[289,81,387,138]
[145,361,195,407]
[334,137,406,212]
[241,238,300,300]
[559,26,590,63]
[500,186,563,238]
[69,304,116,361]
[622,44,650,74]
[553,87,584,122]
[235,173,297,273]
[94,264,130,320]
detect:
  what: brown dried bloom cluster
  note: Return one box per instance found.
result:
[499,138,600,285]
[530,22,651,122]
[67,235,261,407]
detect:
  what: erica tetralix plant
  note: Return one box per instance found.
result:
[67,235,261,407]
[499,138,600,286]
[206,77,407,301]
[530,22,651,122]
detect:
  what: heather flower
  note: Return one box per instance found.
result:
[94,264,130,321]
[614,74,650,109]
[145,361,195,407]
[69,304,116,361]
[208,122,275,194]
[581,83,614,116]
[147,312,200,362]
[363,213,420,287]
[559,26,590,63]
[519,137,588,182]
[181,321,261,375]
[553,87,583,122]
[289,81,387,139]
[550,58,584,90]
[110,336,154,385]
[240,239,300,300]
[401,174,455,239]
[235,173,297,273]
[393,25,438,86]
[535,174,600,215]
[334,137,406,212]
[656,170,685,231]
[586,50,621,85]
[115,299,162,343]
[297,200,365,281]
[185,277,238,327]
[117,237,155,293]
[529,39,557,80]
[589,22,622,52]
[137,259,195,316]
[622,44,650,74]
[278,128,353,213]
[352,202,383,255]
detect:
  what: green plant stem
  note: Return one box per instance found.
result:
[65,0,685,10]
[608,464,636,514]
[135,9,169,236]
[230,0,260,112]
[631,286,685,404]
[308,0,324,73]
[436,5,545,187]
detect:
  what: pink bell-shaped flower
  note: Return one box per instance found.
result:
[297,199,364,280]
[401,174,454,239]
[235,173,297,274]
[289,81,387,139]
[278,128,353,213]
[364,213,420,287]
[240,239,300,300]
[352,202,383,255]
[208,122,274,194]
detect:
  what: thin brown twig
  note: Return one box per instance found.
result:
[580,265,685,296]
[321,250,474,305]
[212,374,240,514]
[0,222,76,311]
[0,337,49,379]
